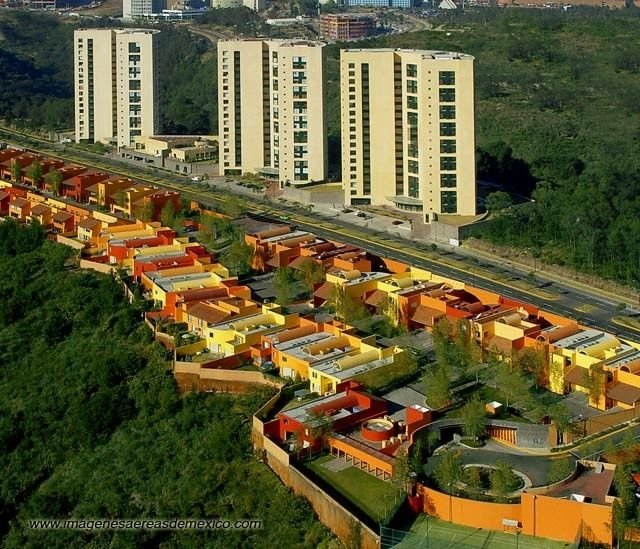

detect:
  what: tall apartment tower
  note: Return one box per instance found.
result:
[218,39,327,187]
[74,28,160,148]
[341,49,476,221]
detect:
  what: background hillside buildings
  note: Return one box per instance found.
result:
[341,49,476,221]
[217,39,328,188]
[74,28,160,148]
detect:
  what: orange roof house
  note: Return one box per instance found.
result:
[63,171,110,203]
[9,196,31,220]
[52,211,76,235]
[29,203,52,227]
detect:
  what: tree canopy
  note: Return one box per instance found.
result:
[0,222,335,548]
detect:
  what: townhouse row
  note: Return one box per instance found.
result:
[0,147,181,244]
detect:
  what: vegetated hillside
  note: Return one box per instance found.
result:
[0,12,216,134]
[329,8,640,286]
[0,221,336,549]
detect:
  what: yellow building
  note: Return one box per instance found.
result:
[217,39,328,186]
[340,49,476,221]
[205,305,298,356]
[74,29,160,147]
[144,268,231,309]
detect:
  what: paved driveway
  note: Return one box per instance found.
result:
[424,448,575,487]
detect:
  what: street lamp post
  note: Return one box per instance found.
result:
[448,481,453,522]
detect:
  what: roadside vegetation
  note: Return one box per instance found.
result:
[0,221,335,548]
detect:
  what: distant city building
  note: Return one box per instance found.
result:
[123,0,164,20]
[341,49,476,221]
[211,0,264,9]
[320,14,376,41]
[74,29,160,148]
[346,0,413,8]
[217,39,328,187]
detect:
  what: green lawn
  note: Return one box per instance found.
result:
[303,455,399,522]
[386,515,575,549]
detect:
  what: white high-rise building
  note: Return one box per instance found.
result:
[217,39,327,187]
[341,48,477,220]
[74,28,160,148]
[123,0,164,21]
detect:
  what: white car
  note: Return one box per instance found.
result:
[190,175,202,182]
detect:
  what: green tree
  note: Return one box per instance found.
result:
[10,161,22,183]
[549,402,573,445]
[44,168,63,196]
[583,363,606,407]
[485,191,513,213]
[160,200,178,228]
[424,363,451,409]
[222,240,253,276]
[546,457,574,484]
[494,362,530,411]
[223,195,242,218]
[453,320,483,382]
[433,451,464,494]
[296,257,324,295]
[513,347,546,388]
[491,461,520,497]
[465,467,483,491]
[306,409,334,451]
[432,318,458,371]
[25,160,43,187]
[273,266,296,308]
[137,202,154,222]
[459,397,487,441]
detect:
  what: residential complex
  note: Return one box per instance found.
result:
[217,39,328,187]
[319,14,376,41]
[74,28,160,148]
[341,49,476,220]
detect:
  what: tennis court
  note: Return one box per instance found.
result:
[381,515,577,549]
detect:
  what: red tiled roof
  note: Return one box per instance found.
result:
[365,289,387,307]
[186,302,230,326]
[564,366,588,387]
[53,211,74,223]
[10,197,30,208]
[30,204,50,216]
[485,335,516,355]
[411,305,444,326]
[0,191,9,201]
[607,382,640,406]
[78,217,101,229]
[314,281,334,302]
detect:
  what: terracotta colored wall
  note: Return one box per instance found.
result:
[419,485,521,528]
[418,485,613,547]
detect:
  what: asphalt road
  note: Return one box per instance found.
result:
[1,128,638,343]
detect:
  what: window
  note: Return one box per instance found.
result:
[439,88,456,102]
[407,112,418,126]
[407,96,418,110]
[406,64,417,77]
[293,71,307,84]
[440,156,457,171]
[441,191,457,213]
[440,105,456,119]
[441,173,457,187]
[407,80,418,94]
[440,140,456,153]
[129,80,141,91]
[408,176,419,198]
[294,131,308,143]
[408,160,419,174]
[293,86,306,99]
[294,145,308,158]
[439,71,455,85]
[128,42,140,53]
[440,122,456,136]
[293,56,307,70]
